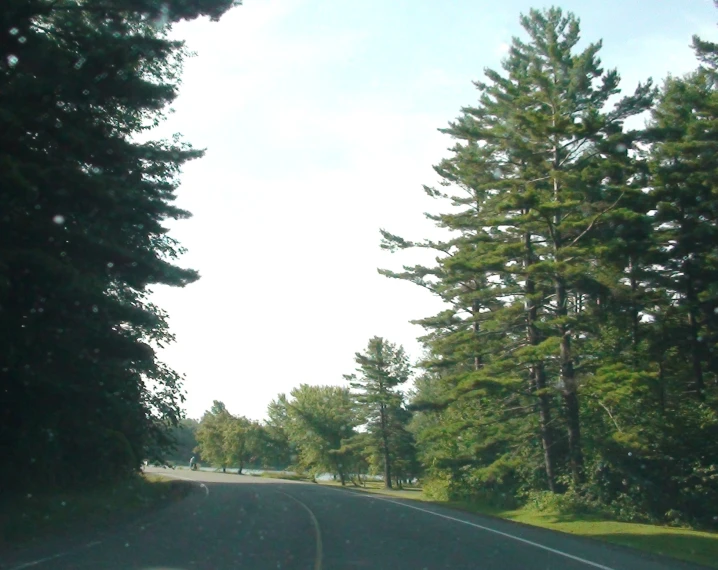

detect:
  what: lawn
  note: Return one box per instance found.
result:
[451,502,718,569]
[308,479,718,569]
[0,472,192,547]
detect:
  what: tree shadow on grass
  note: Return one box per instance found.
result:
[528,511,618,524]
[590,532,718,569]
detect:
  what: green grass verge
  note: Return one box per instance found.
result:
[445,502,718,569]
[259,472,307,481]
[310,480,718,569]
[1,472,192,547]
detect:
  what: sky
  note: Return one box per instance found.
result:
[148,0,718,421]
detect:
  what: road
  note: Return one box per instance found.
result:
[3,468,709,570]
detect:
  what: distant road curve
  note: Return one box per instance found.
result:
[4,467,708,570]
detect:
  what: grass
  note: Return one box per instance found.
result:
[279,477,718,569]
[0,472,192,548]
[259,471,307,481]
[442,502,718,569]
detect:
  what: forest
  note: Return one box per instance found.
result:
[2,0,717,533]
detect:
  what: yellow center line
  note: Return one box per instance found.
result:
[278,490,323,570]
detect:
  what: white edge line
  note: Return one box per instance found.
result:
[329,489,617,570]
[278,491,323,570]
[9,553,65,570]
[7,536,103,570]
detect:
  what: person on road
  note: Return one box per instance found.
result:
[189,456,196,470]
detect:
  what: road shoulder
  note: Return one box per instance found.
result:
[294,479,718,569]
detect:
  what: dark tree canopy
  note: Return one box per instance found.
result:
[0,0,238,493]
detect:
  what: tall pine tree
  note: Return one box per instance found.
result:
[345,337,412,489]
[0,0,239,492]
[381,6,653,494]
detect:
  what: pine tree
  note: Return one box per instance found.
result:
[381,6,653,493]
[0,0,239,492]
[647,54,718,402]
[344,337,412,489]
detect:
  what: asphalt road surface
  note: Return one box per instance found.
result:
[3,468,710,570]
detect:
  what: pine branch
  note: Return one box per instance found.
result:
[568,191,624,247]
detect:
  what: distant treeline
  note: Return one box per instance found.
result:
[193,337,419,487]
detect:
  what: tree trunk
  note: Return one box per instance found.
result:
[629,256,640,361]
[549,144,583,486]
[472,298,482,370]
[548,137,582,486]
[556,275,583,485]
[525,229,557,493]
[379,403,392,489]
[534,365,557,493]
[658,359,666,416]
[685,271,706,401]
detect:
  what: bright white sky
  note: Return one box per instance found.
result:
[149,0,717,421]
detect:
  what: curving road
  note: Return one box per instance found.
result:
[4,468,709,570]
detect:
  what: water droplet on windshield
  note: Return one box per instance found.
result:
[74,57,86,70]
[53,215,65,225]
[18,36,26,44]
[107,262,114,268]
[92,305,99,313]
[7,55,18,67]
[9,28,19,36]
